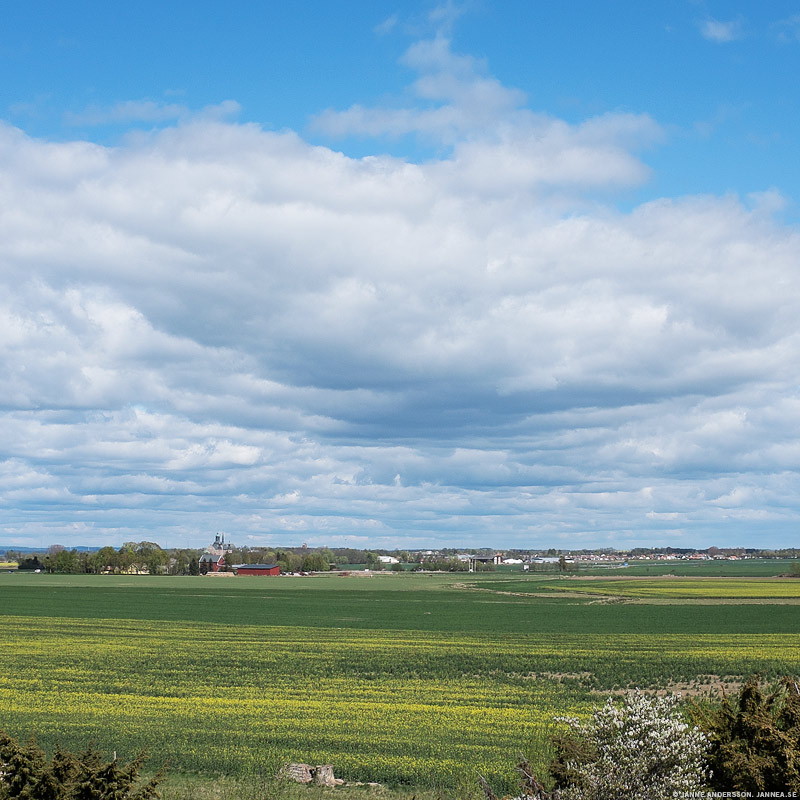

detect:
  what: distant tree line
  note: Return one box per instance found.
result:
[13,542,187,576]
[9,543,387,576]
[8,543,490,576]
[6,541,798,577]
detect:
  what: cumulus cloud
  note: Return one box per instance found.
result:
[313,35,660,199]
[1,33,799,549]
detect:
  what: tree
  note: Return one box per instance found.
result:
[16,556,43,571]
[698,675,800,792]
[0,731,163,799]
[549,691,709,799]
[275,550,302,573]
[117,546,135,573]
[364,552,384,570]
[301,553,330,572]
[135,542,167,575]
[93,546,119,573]
[49,549,78,574]
[259,549,278,565]
[420,557,467,572]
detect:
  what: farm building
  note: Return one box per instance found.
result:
[199,553,226,573]
[233,563,280,577]
[199,533,236,573]
[467,553,504,571]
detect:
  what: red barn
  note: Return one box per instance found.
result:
[199,553,226,573]
[234,563,280,576]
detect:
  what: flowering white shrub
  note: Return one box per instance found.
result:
[551,691,709,800]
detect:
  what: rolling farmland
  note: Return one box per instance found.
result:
[1,570,799,791]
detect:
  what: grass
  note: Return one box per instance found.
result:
[157,773,462,800]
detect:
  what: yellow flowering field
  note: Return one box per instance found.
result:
[0,615,580,788]
[2,611,799,789]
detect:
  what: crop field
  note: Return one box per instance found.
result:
[578,559,798,578]
[1,571,799,791]
[493,575,800,600]
[544,577,800,599]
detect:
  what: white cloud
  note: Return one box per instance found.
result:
[437,113,660,193]
[700,17,744,43]
[374,13,399,36]
[427,1,467,37]
[1,36,800,549]
[312,35,527,143]
[313,36,660,197]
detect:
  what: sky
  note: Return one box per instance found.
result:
[2,1,800,551]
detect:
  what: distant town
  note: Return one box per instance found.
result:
[1,534,798,575]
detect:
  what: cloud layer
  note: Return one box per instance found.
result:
[2,36,799,549]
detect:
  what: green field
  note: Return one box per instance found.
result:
[577,558,798,577]
[546,577,800,598]
[492,574,800,600]
[1,571,798,792]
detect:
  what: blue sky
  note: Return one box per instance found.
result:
[2,1,800,550]
[6,0,800,204]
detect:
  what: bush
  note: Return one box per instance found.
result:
[548,691,708,800]
[698,675,800,792]
[486,678,800,799]
[0,731,163,800]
